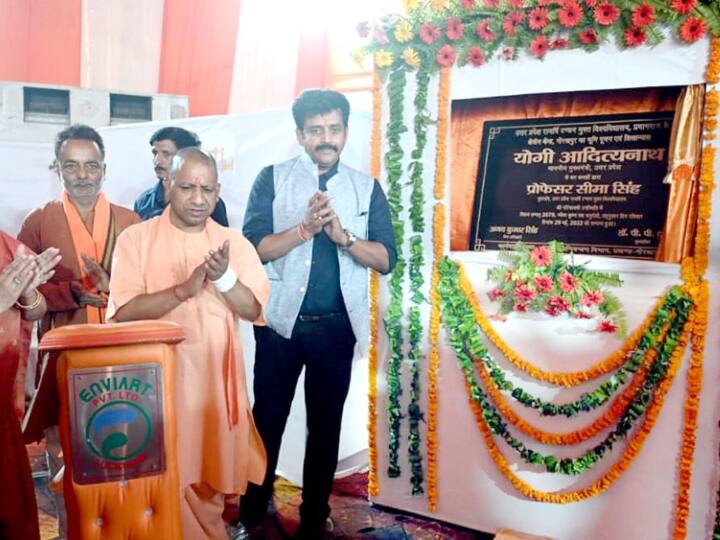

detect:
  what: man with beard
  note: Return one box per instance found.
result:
[134,126,229,226]
[240,89,396,539]
[18,124,139,538]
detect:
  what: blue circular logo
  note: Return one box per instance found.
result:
[85,401,152,462]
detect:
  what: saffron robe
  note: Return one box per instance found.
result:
[18,199,139,441]
[107,208,269,498]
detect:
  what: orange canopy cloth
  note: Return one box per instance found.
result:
[106,208,270,497]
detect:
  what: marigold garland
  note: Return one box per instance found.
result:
[673,281,708,538]
[705,37,720,84]
[674,40,717,536]
[463,307,692,503]
[367,69,383,498]
[473,328,667,446]
[434,67,450,200]
[461,263,666,388]
[426,203,445,512]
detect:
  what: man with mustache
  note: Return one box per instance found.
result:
[18,124,139,539]
[239,89,396,539]
[134,126,229,226]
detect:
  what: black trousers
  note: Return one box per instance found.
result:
[240,312,356,528]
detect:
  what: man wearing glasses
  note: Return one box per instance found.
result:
[240,89,396,539]
[18,124,138,539]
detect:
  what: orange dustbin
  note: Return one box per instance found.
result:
[40,321,185,540]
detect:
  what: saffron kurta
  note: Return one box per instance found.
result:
[106,208,269,497]
[0,231,40,540]
[18,199,139,441]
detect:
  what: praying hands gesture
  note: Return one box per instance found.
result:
[303,192,335,236]
[204,240,230,281]
[0,245,59,314]
[81,254,110,293]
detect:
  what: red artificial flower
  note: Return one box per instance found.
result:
[502,47,516,60]
[372,26,389,45]
[551,37,569,49]
[558,1,582,27]
[467,46,485,66]
[559,272,579,293]
[670,0,696,15]
[579,28,599,44]
[460,0,476,8]
[679,16,708,43]
[528,7,550,30]
[545,295,571,316]
[483,0,500,7]
[507,0,524,7]
[594,2,620,26]
[581,290,604,306]
[488,288,503,301]
[631,4,655,27]
[436,45,457,67]
[596,319,619,333]
[356,21,370,38]
[514,284,538,303]
[530,245,552,267]
[420,23,441,45]
[502,11,526,37]
[514,302,529,313]
[446,17,465,41]
[624,26,646,46]
[533,275,553,292]
[530,35,550,58]
[572,310,593,319]
[476,19,496,41]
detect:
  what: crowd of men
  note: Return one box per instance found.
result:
[0,88,396,540]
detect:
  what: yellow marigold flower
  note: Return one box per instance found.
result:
[351,49,366,69]
[403,0,419,13]
[430,0,449,12]
[394,20,413,43]
[402,47,421,68]
[375,49,393,68]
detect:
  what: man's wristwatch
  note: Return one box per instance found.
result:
[343,229,357,249]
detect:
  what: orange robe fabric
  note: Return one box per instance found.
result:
[106,208,269,537]
[18,198,139,441]
[0,231,40,540]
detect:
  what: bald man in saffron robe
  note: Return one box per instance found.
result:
[108,147,269,539]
